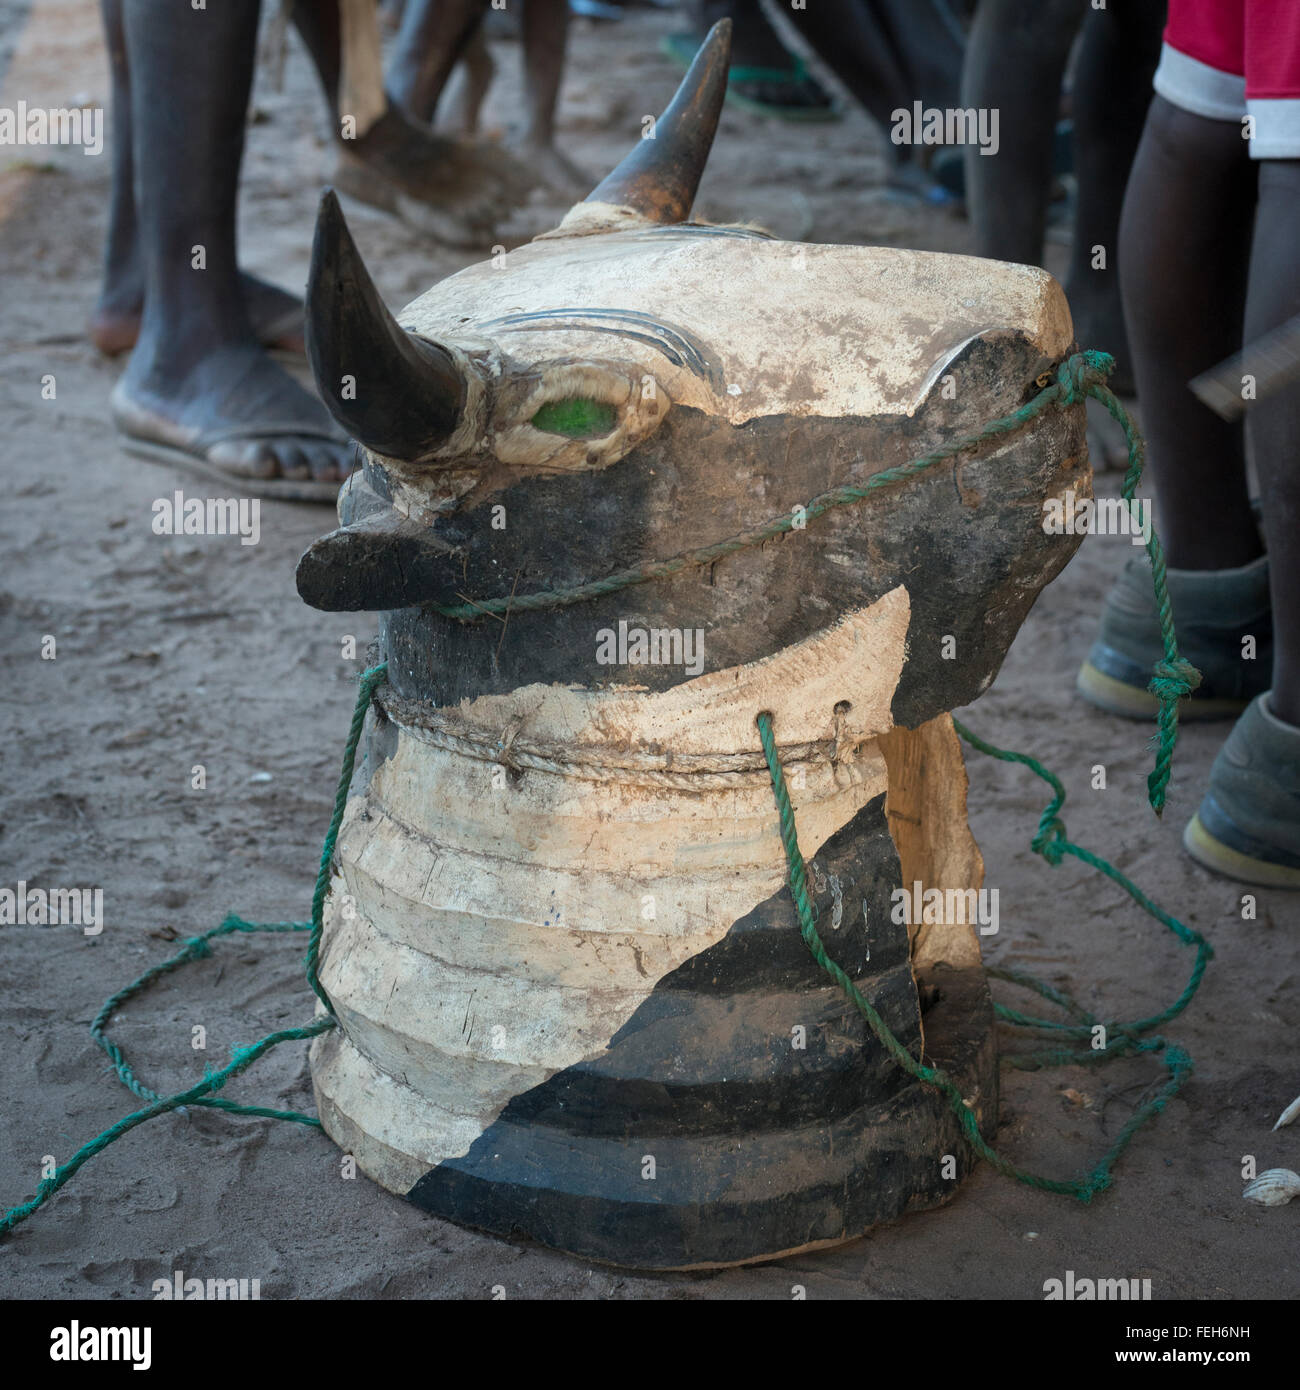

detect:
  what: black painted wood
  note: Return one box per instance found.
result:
[401,963,994,1270]
[391,795,997,1267]
[303,326,1083,730]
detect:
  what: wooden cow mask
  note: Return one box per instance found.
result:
[295,21,1090,1268]
[297,21,1084,728]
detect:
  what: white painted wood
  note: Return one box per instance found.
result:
[400,233,1074,428]
[313,588,937,1174]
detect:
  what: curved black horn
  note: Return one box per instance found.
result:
[306,189,465,459]
[585,18,731,224]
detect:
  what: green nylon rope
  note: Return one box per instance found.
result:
[954,722,1212,1046]
[0,1016,337,1234]
[1080,365,1201,811]
[1,350,1205,1231]
[89,914,326,1121]
[428,351,1196,814]
[0,664,387,1235]
[757,711,1203,1202]
[306,662,391,1015]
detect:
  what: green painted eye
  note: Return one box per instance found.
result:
[531,398,618,438]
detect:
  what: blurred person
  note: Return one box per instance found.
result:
[1077,0,1300,888]
[961,0,1165,392]
[94,0,527,497]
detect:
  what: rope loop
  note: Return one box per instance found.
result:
[760,706,1204,1204]
[1031,816,1069,865]
[0,664,388,1236]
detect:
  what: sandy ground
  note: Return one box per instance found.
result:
[0,0,1296,1302]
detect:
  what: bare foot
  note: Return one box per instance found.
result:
[334,105,537,246]
[113,338,354,490]
[90,272,305,357]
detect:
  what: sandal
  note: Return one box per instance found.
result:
[111,384,354,504]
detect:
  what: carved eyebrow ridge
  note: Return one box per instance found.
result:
[481,308,724,390]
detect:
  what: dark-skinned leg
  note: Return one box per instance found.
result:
[1184,154,1300,884]
[786,0,918,165]
[515,0,586,196]
[386,0,484,123]
[112,0,350,483]
[294,0,532,242]
[1063,0,1163,392]
[393,0,580,196]
[1118,97,1260,570]
[90,0,138,354]
[869,0,965,112]
[1245,159,1300,725]
[961,0,1085,264]
[89,0,304,357]
[1078,96,1268,723]
[442,21,495,136]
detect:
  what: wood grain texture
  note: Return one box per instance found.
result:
[880,713,985,972]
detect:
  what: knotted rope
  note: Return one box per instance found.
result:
[1,350,1207,1232]
[379,687,865,790]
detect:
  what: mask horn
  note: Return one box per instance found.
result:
[305,189,465,460]
[584,18,731,225]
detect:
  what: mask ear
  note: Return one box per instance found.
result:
[576,18,731,228]
[305,189,466,460]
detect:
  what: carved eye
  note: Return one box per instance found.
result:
[530,398,618,438]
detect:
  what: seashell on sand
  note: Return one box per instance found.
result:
[1242,1168,1300,1206]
